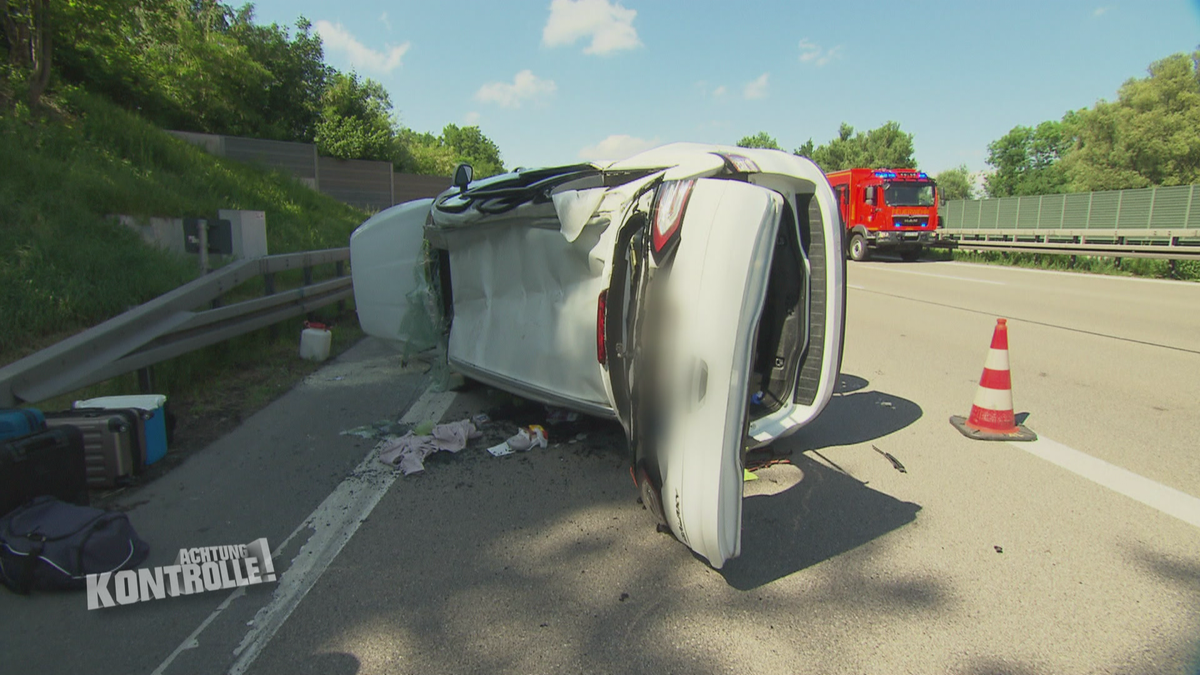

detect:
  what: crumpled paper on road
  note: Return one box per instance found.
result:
[378,419,481,476]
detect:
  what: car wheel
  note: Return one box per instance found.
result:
[900,248,922,262]
[849,234,869,262]
[636,464,667,526]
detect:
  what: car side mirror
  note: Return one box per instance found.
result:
[453,163,474,192]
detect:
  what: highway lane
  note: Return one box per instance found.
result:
[6,261,1198,675]
[849,260,1200,496]
[240,261,1200,675]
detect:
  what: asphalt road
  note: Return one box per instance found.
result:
[3,260,1199,675]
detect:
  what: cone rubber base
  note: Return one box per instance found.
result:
[950,415,1037,442]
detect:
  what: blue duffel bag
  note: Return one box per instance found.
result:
[0,496,149,594]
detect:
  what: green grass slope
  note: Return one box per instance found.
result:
[0,89,367,364]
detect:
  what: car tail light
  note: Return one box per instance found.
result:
[651,179,695,261]
[597,289,608,365]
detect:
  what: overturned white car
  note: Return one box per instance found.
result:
[350,143,846,568]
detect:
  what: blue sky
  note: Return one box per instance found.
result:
[246,0,1200,176]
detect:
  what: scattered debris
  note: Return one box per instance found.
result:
[619,592,630,602]
[472,413,490,426]
[326,376,345,381]
[743,469,758,482]
[413,420,436,436]
[872,445,907,473]
[994,545,1004,554]
[378,420,481,475]
[340,420,411,440]
[487,425,549,457]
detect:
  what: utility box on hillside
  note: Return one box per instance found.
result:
[115,209,268,260]
[218,209,269,258]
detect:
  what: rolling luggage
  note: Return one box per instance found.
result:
[44,410,141,489]
[0,427,89,517]
[74,395,169,465]
[0,408,46,441]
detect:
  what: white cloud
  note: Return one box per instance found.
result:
[695,81,728,98]
[379,12,391,31]
[743,73,769,100]
[463,111,481,125]
[798,39,842,66]
[1092,6,1110,16]
[543,0,642,55]
[315,20,409,73]
[712,85,727,98]
[475,70,557,108]
[578,134,659,161]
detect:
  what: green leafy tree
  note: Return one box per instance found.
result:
[1061,50,1200,191]
[736,131,781,150]
[441,123,504,177]
[314,71,396,161]
[798,121,916,171]
[395,125,506,178]
[934,165,975,201]
[395,128,457,176]
[983,120,1071,197]
[227,10,329,142]
[1,0,56,109]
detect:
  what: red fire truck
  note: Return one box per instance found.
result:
[826,168,939,262]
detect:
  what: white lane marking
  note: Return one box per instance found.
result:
[865,266,1005,285]
[147,385,455,675]
[941,261,1200,287]
[226,387,456,675]
[1010,436,1200,529]
[848,284,867,290]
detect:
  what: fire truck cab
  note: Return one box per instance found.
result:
[826,168,939,262]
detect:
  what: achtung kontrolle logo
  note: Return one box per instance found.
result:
[87,538,276,610]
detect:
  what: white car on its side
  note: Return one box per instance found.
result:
[350,142,846,568]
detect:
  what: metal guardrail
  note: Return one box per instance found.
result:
[0,248,352,406]
[933,228,1200,260]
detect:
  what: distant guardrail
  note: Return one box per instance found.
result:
[936,184,1200,260]
[0,248,351,407]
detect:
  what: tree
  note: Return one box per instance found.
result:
[983,120,1071,197]
[798,121,916,171]
[1,0,53,109]
[228,11,330,142]
[314,71,396,161]
[737,131,780,150]
[934,165,974,202]
[441,123,504,177]
[396,125,506,178]
[1060,50,1200,191]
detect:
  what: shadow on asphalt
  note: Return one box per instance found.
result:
[723,373,924,589]
[245,376,952,675]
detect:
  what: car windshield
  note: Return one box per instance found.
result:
[884,182,936,207]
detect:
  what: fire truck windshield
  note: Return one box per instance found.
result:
[883,182,936,207]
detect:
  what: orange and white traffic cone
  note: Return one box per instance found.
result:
[950,318,1037,442]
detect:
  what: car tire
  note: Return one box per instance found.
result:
[900,248,922,262]
[849,233,869,262]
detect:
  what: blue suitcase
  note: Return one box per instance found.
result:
[0,409,46,442]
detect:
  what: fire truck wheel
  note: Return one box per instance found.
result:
[849,234,869,262]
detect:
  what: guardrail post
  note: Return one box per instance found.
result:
[335,260,346,315]
[303,264,315,323]
[198,220,210,275]
[264,272,278,341]
[137,367,154,394]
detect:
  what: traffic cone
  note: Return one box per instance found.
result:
[950,318,1037,442]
